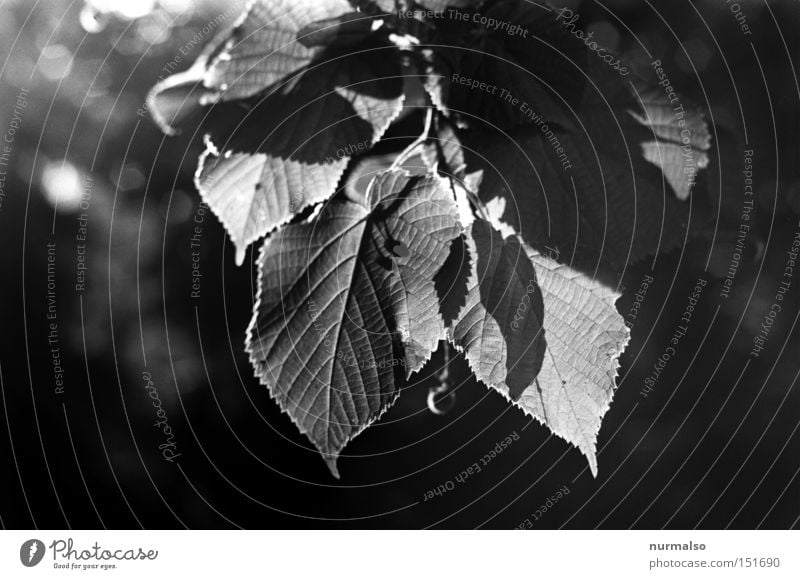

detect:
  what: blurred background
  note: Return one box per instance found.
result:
[0,0,798,529]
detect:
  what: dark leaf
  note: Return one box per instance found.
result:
[448,218,546,401]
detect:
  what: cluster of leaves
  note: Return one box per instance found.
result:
[148,0,709,477]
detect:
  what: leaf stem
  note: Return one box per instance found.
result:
[390,106,433,170]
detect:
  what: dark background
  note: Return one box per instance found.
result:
[0,0,798,529]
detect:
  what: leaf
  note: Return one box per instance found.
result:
[629,84,711,201]
[488,222,630,475]
[522,241,629,476]
[146,0,356,133]
[145,24,235,135]
[448,219,547,401]
[205,0,355,101]
[197,45,404,264]
[246,168,460,476]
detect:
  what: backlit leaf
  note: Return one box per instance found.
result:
[516,241,629,476]
[205,0,354,101]
[246,168,460,476]
[486,222,630,475]
[629,84,711,201]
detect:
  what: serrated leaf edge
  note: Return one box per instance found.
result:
[244,167,455,478]
[447,233,631,477]
[244,227,405,479]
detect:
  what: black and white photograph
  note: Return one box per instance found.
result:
[0,0,798,574]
